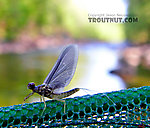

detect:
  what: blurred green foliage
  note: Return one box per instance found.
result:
[125,0,150,43]
[0,0,124,42]
[0,0,57,41]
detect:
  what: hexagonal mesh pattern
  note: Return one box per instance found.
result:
[0,86,150,127]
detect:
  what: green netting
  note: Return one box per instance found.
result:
[0,86,150,127]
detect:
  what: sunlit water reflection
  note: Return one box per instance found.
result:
[70,43,126,97]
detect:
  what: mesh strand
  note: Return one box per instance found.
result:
[0,86,150,127]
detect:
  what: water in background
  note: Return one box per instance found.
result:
[0,43,126,106]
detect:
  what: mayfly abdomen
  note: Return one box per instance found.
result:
[51,88,80,99]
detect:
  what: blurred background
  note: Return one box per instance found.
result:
[0,0,150,107]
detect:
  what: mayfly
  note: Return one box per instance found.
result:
[23,44,80,114]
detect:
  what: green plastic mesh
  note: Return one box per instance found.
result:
[0,86,150,127]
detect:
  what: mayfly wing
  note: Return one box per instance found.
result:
[43,44,78,93]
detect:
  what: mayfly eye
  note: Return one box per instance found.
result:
[28,82,35,89]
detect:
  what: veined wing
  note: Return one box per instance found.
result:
[43,44,78,92]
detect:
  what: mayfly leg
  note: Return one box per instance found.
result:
[40,96,42,102]
[55,98,66,113]
[41,96,46,116]
[24,92,35,101]
[21,92,34,107]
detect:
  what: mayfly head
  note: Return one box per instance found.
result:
[27,82,36,90]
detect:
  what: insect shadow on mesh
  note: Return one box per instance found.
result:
[23,44,80,115]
